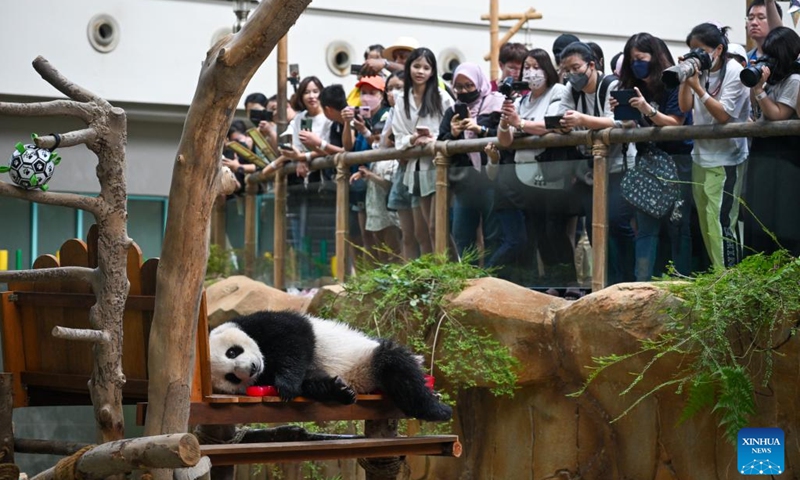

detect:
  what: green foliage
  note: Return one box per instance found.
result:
[205,244,275,284]
[321,252,519,400]
[572,250,800,444]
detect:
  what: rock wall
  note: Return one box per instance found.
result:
[206,277,800,480]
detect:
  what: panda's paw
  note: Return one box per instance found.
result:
[275,380,302,402]
[332,376,357,405]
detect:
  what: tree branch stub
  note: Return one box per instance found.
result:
[0,99,93,123]
[35,128,98,149]
[52,326,110,344]
[0,266,96,286]
[32,56,101,104]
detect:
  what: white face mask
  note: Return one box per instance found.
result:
[523,68,546,90]
[388,87,403,101]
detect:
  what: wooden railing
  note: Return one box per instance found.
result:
[231,120,800,292]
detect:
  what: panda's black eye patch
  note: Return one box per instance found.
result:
[226,346,244,359]
[225,373,242,385]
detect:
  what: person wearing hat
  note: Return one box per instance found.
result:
[361,36,419,76]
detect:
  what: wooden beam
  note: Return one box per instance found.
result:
[480,9,540,20]
[335,155,349,282]
[434,153,450,256]
[591,135,609,292]
[0,374,13,464]
[484,8,543,62]
[273,170,286,290]
[489,0,499,81]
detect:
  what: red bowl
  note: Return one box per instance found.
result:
[424,375,435,391]
[246,385,279,396]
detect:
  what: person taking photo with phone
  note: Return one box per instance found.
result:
[678,23,750,270]
[437,62,504,260]
[614,32,694,280]
[744,26,800,256]
[391,47,453,247]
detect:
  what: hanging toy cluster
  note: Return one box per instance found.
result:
[0,133,62,191]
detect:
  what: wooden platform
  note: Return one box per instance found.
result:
[200,436,462,465]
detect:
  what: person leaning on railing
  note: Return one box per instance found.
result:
[678,23,751,270]
[744,26,800,257]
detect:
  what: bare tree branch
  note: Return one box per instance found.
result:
[35,128,98,149]
[0,184,102,216]
[0,266,96,285]
[0,99,93,123]
[32,56,101,104]
[218,166,238,196]
[52,326,110,344]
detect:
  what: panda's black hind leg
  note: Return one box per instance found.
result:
[372,340,453,422]
[301,376,357,405]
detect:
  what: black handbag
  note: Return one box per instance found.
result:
[621,143,680,219]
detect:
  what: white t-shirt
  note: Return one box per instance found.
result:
[291,111,332,151]
[760,73,800,121]
[514,83,568,164]
[365,160,400,232]
[692,59,751,167]
[557,76,635,173]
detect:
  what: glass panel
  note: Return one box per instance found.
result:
[37,203,76,260]
[127,198,164,260]
[0,197,31,272]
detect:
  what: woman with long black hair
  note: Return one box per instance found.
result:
[678,23,750,270]
[616,33,694,280]
[744,26,800,256]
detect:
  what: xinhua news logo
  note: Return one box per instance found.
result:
[738,428,784,476]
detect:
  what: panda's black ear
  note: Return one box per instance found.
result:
[226,345,244,359]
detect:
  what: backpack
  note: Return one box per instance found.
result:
[572,73,618,117]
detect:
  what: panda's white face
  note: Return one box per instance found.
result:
[208,323,264,394]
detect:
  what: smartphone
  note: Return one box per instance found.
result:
[415,126,431,137]
[454,102,469,120]
[301,118,313,131]
[544,115,564,130]
[278,143,293,151]
[610,89,640,121]
[289,63,300,77]
[350,64,363,75]
[249,109,273,125]
[358,106,370,118]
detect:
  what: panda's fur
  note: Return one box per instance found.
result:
[209,309,452,422]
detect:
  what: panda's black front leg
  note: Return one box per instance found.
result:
[301,376,357,405]
[273,365,306,402]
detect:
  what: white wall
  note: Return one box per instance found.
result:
[0,0,756,109]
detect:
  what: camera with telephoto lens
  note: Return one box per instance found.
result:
[740,56,776,88]
[498,76,528,99]
[661,48,713,88]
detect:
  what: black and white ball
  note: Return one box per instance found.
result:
[6,144,56,190]
[209,310,452,422]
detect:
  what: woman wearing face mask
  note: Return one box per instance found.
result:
[744,27,800,256]
[495,48,577,281]
[392,48,453,248]
[615,33,694,281]
[437,62,504,260]
[678,23,750,270]
[383,72,426,259]
[556,42,637,285]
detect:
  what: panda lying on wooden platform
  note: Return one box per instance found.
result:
[209,309,453,422]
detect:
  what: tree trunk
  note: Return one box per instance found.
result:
[143,0,311,439]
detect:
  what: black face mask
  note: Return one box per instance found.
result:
[457,90,481,104]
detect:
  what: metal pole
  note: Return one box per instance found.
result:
[434,152,450,256]
[273,170,286,290]
[590,134,610,292]
[489,0,500,82]
[335,155,349,282]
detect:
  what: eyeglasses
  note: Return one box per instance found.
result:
[452,82,476,92]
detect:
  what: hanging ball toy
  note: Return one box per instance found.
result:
[0,133,62,191]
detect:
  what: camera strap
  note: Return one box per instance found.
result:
[704,61,727,98]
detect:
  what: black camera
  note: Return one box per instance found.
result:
[662,48,714,88]
[497,76,528,99]
[740,56,776,88]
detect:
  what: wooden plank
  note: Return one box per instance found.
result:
[86,224,99,268]
[124,242,148,381]
[11,292,156,311]
[199,436,462,465]
[188,399,407,425]
[30,254,60,374]
[58,238,94,375]
[20,372,149,397]
[1,292,28,407]
[194,292,210,402]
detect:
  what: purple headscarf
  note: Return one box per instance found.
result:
[452,63,505,169]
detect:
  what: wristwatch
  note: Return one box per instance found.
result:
[646,106,658,118]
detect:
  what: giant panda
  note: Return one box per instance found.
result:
[208,309,453,422]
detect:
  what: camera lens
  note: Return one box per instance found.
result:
[740,66,763,88]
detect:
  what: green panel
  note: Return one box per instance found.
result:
[37,203,76,260]
[0,197,32,270]
[127,198,165,260]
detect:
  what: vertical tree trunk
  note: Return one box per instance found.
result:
[143,0,312,439]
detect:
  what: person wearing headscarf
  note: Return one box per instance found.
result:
[438,62,505,260]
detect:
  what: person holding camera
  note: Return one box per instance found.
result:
[436,62,504,260]
[744,27,800,256]
[392,47,453,249]
[556,42,637,285]
[615,33,694,280]
[678,23,751,270]
[495,48,576,282]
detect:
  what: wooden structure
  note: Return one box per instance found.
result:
[482,2,543,81]
[0,228,461,472]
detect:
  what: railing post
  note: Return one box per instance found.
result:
[276,35,288,136]
[210,195,226,248]
[273,170,286,290]
[434,150,450,256]
[335,154,349,282]
[591,133,610,292]
[243,179,258,278]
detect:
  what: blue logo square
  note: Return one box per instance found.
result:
[738,428,784,475]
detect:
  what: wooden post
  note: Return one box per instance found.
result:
[434,152,450,256]
[361,419,401,480]
[591,135,609,292]
[195,425,235,480]
[273,170,286,290]
[0,374,13,465]
[243,180,258,278]
[489,0,500,82]
[211,196,226,248]
[335,155,349,282]
[481,9,543,61]
[277,35,289,136]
